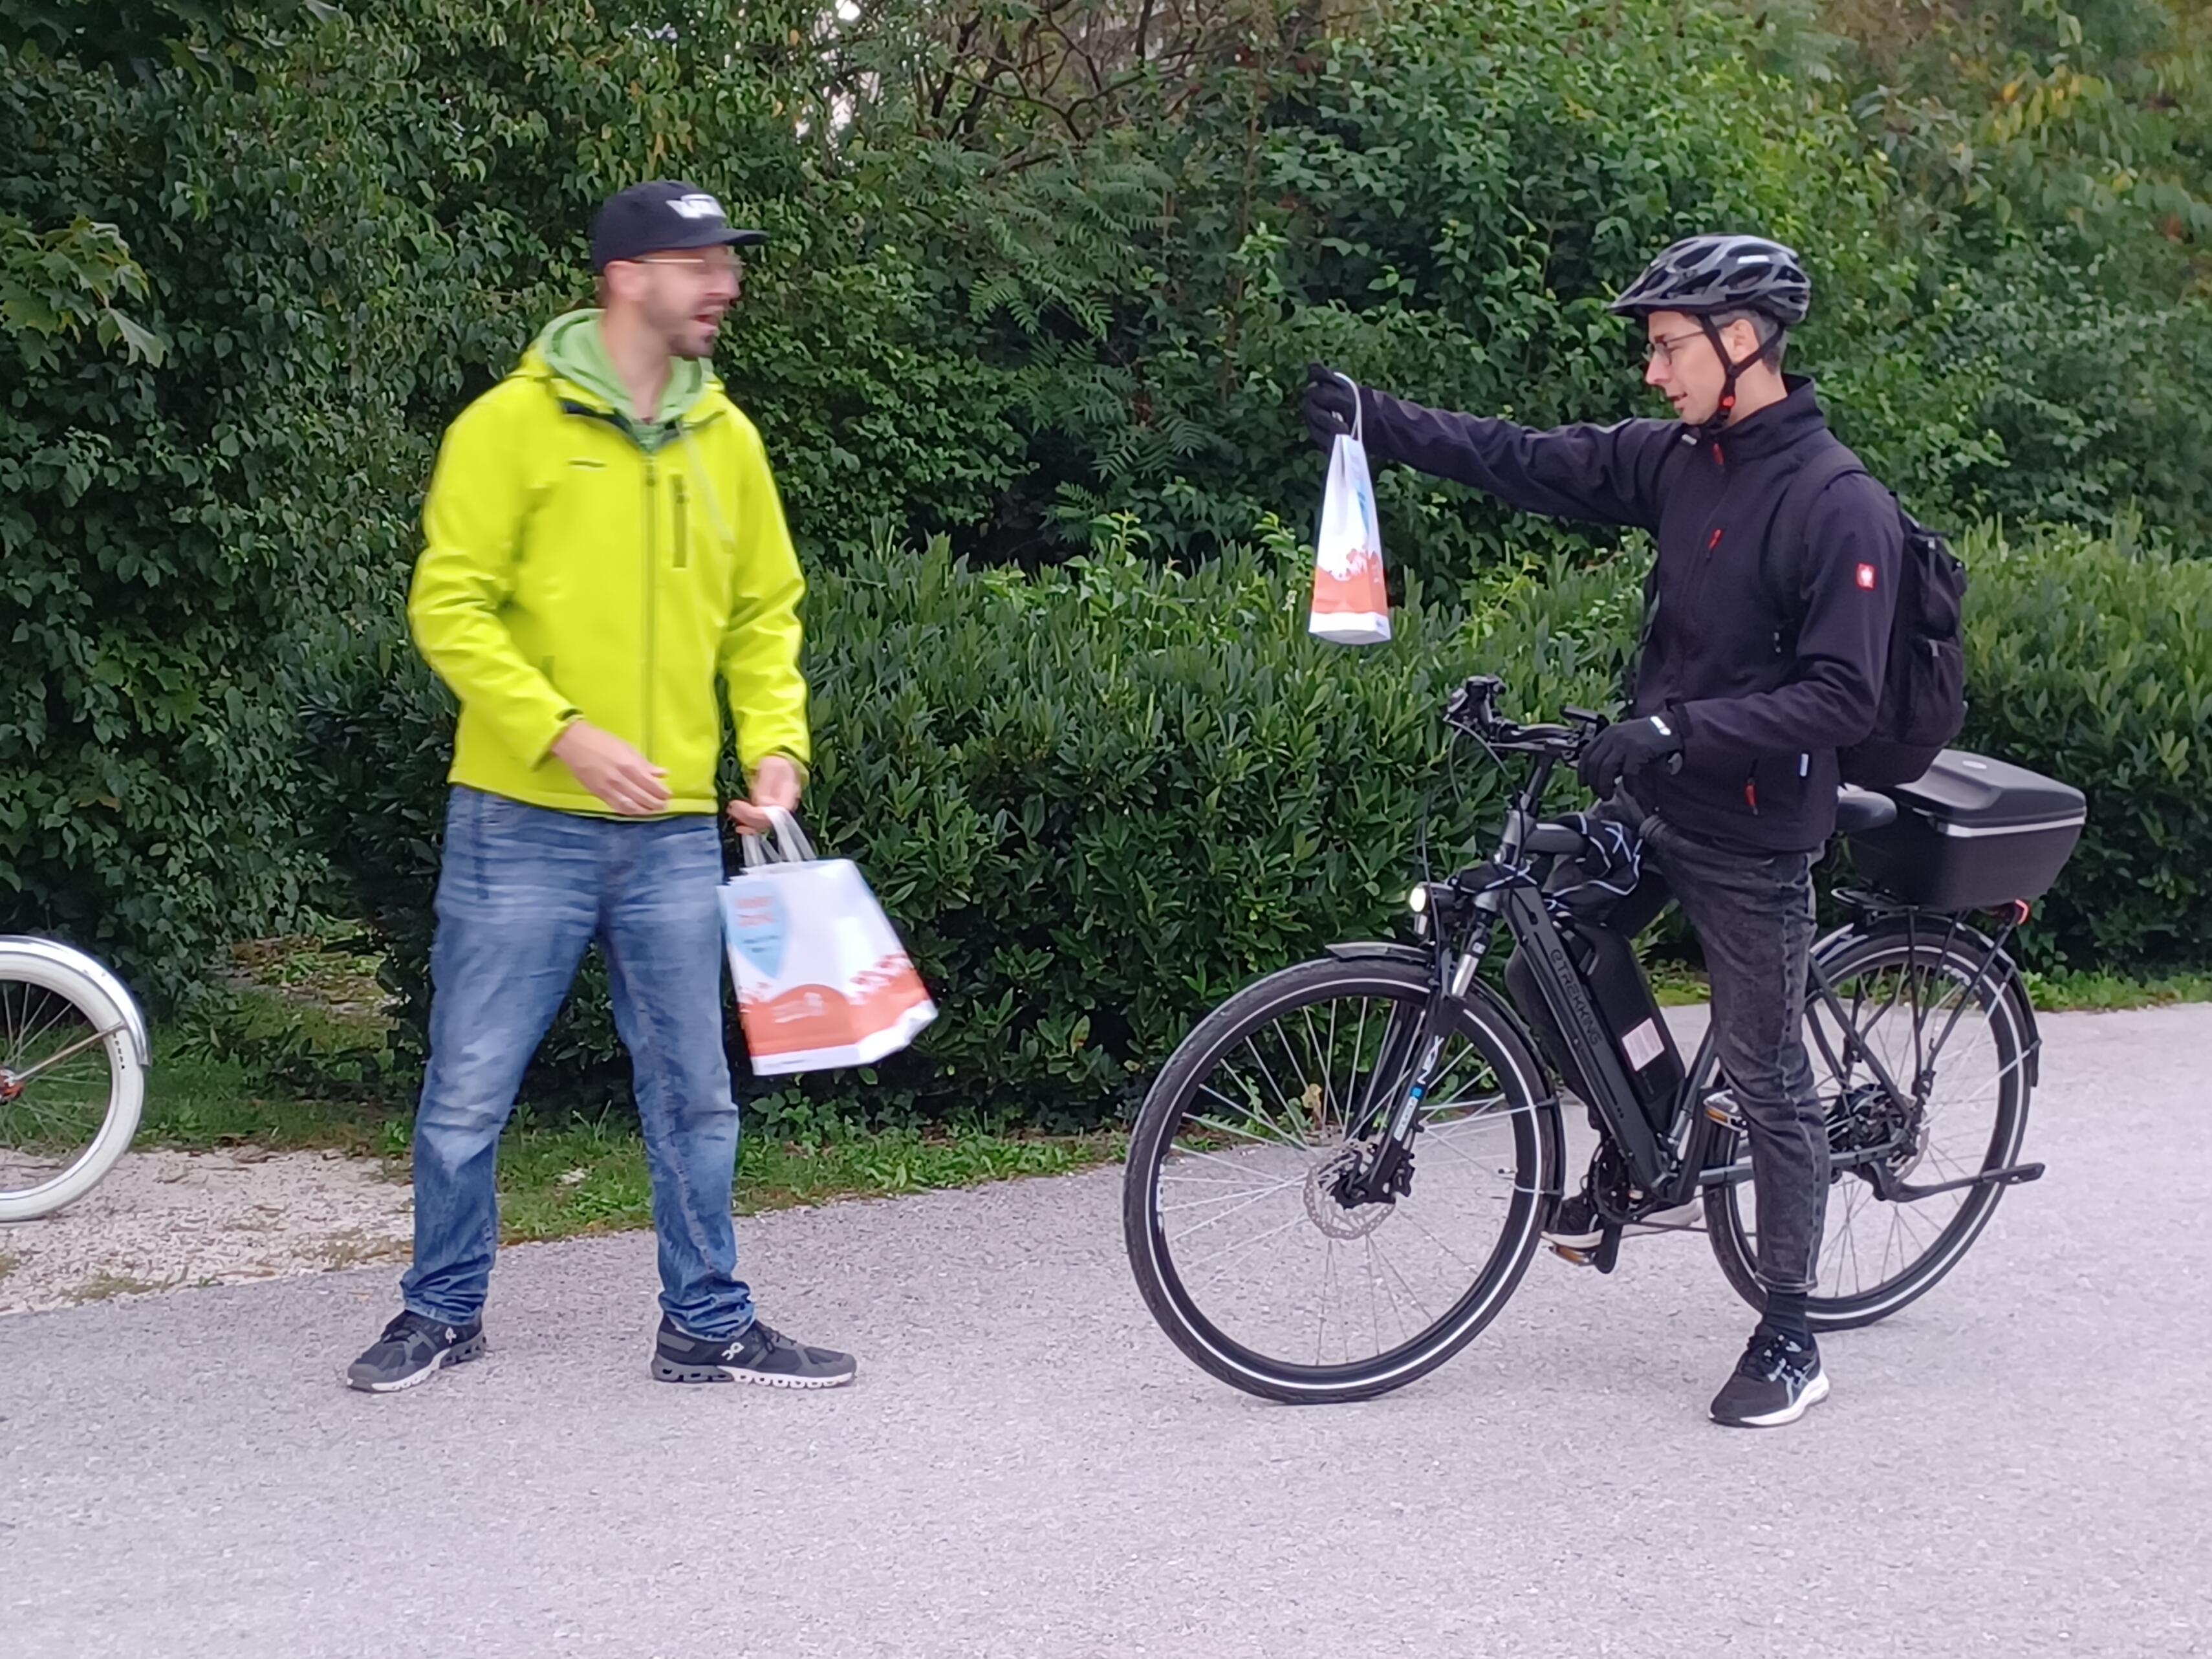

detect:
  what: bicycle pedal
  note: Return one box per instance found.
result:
[1549,1241,1601,1268]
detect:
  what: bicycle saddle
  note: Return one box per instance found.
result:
[1834,786,1899,835]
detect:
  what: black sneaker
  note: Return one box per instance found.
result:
[1544,1189,1605,1251]
[651,1316,857,1389]
[345,1310,486,1394]
[1545,1186,1700,1262]
[1709,1327,1829,1428]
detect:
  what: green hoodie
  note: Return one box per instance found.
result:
[534,308,707,451]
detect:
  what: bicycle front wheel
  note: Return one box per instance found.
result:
[1123,954,1559,1404]
[1704,924,2032,1330]
[0,945,147,1221]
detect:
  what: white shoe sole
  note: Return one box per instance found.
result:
[345,1332,487,1394]
[1546,1201,1704,1259]
[651,1356,857,1389]
[1713,1369,1830,1428]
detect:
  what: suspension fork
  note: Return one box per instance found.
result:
[1339,926,1496,1203]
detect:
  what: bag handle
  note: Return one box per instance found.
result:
[1334,369,1364,446]
[738,806,817,867]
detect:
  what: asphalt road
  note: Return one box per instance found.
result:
[3,1006,2207,1659]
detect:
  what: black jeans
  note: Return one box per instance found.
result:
[1642,816,1828,1297]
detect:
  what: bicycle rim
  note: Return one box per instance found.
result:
[0,966,139,1217]
[1707,928,2028,1328]
[1126,959,1556,1401]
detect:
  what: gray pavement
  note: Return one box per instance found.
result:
[3,1006,2208,1659]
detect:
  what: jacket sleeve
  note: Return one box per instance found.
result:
[407,393,578,767]
[1677,472,1903,764]
[1358,388,1677,531]
[718,421,811,774]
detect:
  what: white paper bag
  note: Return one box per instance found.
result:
[1308,380,1391,646]
[719,810,937,1075]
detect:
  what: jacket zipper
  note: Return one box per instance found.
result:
[643,457,658,765]
[673,477,689,570]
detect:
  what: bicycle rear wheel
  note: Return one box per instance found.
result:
[1123,954,1559,1403]
[0,944,147,1221]
[1704,924,2032,1330]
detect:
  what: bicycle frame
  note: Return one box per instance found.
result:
[1339,684,2046,1232]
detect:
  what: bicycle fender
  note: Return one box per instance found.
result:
[0,937,153,1067]
[1324,941,1429,968]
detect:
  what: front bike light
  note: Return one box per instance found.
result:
[1407,884,1431,938]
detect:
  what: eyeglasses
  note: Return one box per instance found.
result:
[636,250,746,282]
[1642,328,1708,367]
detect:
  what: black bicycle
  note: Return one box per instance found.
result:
[1123,675,2085,1403]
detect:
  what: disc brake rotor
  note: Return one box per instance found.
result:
[1303,1144,1395,1240]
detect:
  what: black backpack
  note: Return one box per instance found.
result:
[1770,442,1969,788]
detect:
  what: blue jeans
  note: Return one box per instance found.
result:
[400,786,754,1338]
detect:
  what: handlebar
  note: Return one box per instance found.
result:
[1443,675,1606,759]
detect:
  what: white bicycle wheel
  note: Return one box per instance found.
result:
[0,940,149,1222]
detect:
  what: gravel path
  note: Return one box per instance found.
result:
[0,1149,411,1315]
[1,1005,2207,1658]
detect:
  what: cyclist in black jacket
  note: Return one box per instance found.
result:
[1305,234,1902,1429]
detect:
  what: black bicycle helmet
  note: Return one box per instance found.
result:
[1609,233,1811,327]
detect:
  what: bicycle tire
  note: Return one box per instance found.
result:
[0,944,147,1222]
[1703,924,2032,1330]
[1123,954,1561,1403]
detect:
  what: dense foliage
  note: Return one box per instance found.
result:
[3,0,2205,1013]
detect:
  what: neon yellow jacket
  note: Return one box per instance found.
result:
[409,313,808,818]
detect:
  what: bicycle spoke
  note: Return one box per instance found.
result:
[1166,1180,1305,1248]
[1239,1037,1312,1151]
[1316,1239,1339,1366]
[1142,973,1541,1381]
[1194,1084,1305,1153]
[1303,1006,1344,1141]
[1184,1212,1316,1290]
[1162,1143,1304,1185]
[1746,934,2030,1319]
[1158,1172,1308,1215]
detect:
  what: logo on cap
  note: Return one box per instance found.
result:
[668,193,725,221]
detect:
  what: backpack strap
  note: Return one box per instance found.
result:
[1763,438,1867,629]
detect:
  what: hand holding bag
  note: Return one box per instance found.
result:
[1307,376,1392,646]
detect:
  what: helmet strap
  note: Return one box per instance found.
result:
[1693,313,1770,444]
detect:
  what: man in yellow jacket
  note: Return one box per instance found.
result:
[348,182,856,1393]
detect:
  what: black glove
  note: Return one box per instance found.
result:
[1303,362,1360,451]
[1577,710,1686,796]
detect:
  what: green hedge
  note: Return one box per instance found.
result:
[1949,522,2212,968]
[303,533,1636,1129]
[307,522,2207,1130]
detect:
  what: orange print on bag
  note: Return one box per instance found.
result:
[1312,545,1387,618]
[738,954,932,1057]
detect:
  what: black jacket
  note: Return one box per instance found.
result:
[1359,376,1902,853]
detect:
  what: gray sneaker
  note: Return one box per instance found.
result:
[651,1316,856,1389]
[346,1310,486,1393]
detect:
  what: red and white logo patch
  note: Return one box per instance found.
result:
[1856,563,1878,591]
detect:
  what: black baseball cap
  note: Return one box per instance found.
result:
[589,181,768,272]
